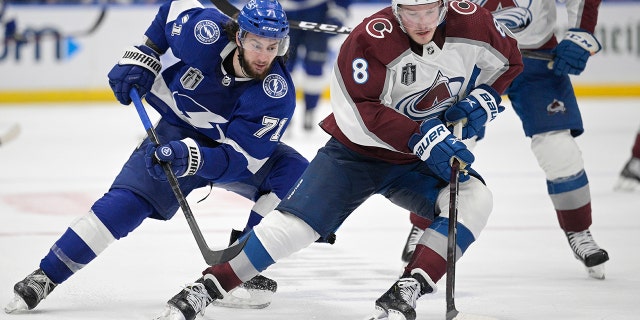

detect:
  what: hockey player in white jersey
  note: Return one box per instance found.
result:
[401,0,610,280]
[5,0,308,314]
[155,1,523,319]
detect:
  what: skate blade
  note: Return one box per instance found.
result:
[614,176,640,192]
[210,287,274,309]
[364,306,389,319]
[153,305,186,320]
[450,313,500,319]
[4,295,28,314]
[587,264,606,280]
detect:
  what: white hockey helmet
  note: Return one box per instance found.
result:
[392,0,448,33]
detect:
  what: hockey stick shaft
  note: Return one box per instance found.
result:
[209,0,557,64]
[129,88,247,265]
[445,124,462,320]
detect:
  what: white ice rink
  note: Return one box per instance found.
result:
[0,98,639,320]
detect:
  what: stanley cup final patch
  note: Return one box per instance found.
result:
[263,74,288,99]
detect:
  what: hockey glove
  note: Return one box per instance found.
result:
[408,118,474,182]
[551,28,601,76]
[108,45,161,105]
[145,138,202,181]
[444,85,504,140]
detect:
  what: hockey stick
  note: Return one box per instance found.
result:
[445,124,498,320]
[209,0,352,34]
[129,88,247,265]
[445,124,462,320]
[0,122,20,146]
[209,0,557,63]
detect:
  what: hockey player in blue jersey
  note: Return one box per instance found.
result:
[4,0,308,314]
[282,0,351,130]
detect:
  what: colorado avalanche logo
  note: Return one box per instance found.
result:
[366,18,393,39]
[194,20,220,45]
[547,99,567,114]
[263,74,288,99]
[395,72,462,120]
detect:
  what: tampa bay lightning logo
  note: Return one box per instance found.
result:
[194,20,220,44]
[263,74,288,99]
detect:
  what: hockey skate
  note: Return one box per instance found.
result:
[566,230,609,279]
[401,225,424,263]
[210,274,277,309]
[155,274,224,320]
[4,269,57,313]
[614,157,640,191]
[369,270,434,320]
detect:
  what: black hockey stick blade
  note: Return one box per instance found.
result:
[129,88,247,265]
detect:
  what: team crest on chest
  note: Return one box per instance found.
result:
[181,67,204,90]
[194,20,220,44]
[395,71,462,120]
[263,74,288,99]
[401,63,417,86]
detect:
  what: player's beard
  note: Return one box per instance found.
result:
[238,49,273,80]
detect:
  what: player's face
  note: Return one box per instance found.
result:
[398,2,443,45]
[238,33,280,78]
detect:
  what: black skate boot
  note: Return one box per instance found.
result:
[401,225,424,263]
[614,157,640,191]
[156,274,223,320]
[4,268,57,313]
[566,229,610,279]
[370,269,434,320]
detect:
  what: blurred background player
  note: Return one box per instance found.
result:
[281,0,351,131]
[615,124,640,191]
[401,0,610,280]
[5,0,307,314]
[154,0,522,319]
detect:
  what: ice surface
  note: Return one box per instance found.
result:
[0,98,639,320]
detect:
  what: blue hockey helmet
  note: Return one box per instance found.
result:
[238,0,289,39]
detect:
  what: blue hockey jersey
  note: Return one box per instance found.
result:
[141,0,296,182]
